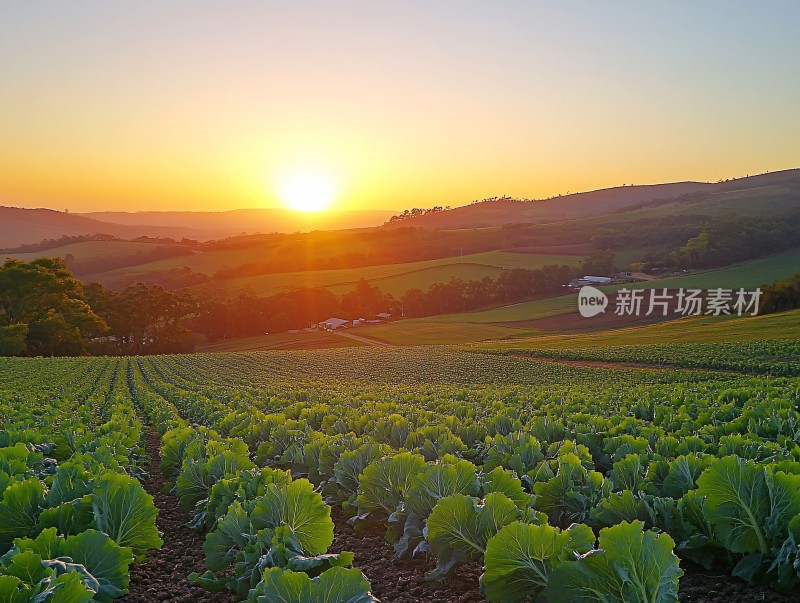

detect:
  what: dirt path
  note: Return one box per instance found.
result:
[334,331,393,346]
[120,429,237,603]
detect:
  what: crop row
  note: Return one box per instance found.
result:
[134,352,800,600]
[501,339,800,376]
[2,349,799,601]
[0,358,162,602]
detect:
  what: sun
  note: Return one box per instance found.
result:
[277,171,336,212]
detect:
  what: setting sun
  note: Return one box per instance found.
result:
[277,171,336,212]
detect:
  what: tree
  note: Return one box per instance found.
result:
[579,251,616,275]
[90,282,196,354]
[340,279,388,317]
[0,324,27,356]
[0,258,106,356]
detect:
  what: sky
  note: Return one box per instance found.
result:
[1,1,799,213]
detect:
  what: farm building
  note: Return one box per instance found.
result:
[319,317,350,330]
[580,275,612,285]
[565,275,614,289]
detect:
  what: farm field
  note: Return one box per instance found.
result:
[352,321,534,346]
[356,249,800,345]
[479,309,800,350]
[1,240,164,263]
[494,339,800,377]
[197,330,368,352]
[191,250,580,298]
[78,249,580,295]
[1,347,798,602]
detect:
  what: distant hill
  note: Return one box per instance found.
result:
[385,169,800,229]
[0,207,204,249]
[5,170,798,248]
[79,208,398,236]
[0,207,397,249]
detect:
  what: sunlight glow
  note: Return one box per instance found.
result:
[277,171,336,212]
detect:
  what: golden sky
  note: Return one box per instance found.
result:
[1,2,799,212]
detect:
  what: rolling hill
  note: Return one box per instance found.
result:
[0,206,397,249]
[385,169,800,230]
[79,208,397,237]
[357,248,800,344]
[0,207,203,248]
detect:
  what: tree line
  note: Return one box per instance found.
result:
[2,255,796,357]
[647,210,800,272]
[761,272,800,314]
[0,257,580,356]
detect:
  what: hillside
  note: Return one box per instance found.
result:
[386,169,800,229]
[80,208,397,236]
[0,206,397,249]
[355,248,800,344]
[0,207,204,248]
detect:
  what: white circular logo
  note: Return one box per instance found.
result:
[578,286,608,318]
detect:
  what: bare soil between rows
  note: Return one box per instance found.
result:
[119,429,237,603]
[329,508,484,603]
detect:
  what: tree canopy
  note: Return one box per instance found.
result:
[0,258,106,356]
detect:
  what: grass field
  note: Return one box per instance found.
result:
[477,308,800,350]
[179,250,579,297]
[448,248,799,325]
[189,250,800,350]
[621,248,800,291]
[574,184,800,227]
[2,240,167,262]
[77,248,580,294]
[358,250,800,345]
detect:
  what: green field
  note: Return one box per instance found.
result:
[2,348,798,600]
[478,308,800,350]
[560,184,800,228]
[358,249,800,345]
[2,240,166,263]
[622,248,800,291]
[75,248,580,295]
[189,249,800,350]
[205,251,579,297]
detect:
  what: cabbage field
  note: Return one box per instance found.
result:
[0,347,798,602]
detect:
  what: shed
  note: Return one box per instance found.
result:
[320,317,350,330]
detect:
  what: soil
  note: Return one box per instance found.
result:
[678,561,793,603]
[330,508,484,603]
[119,429,237,603]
